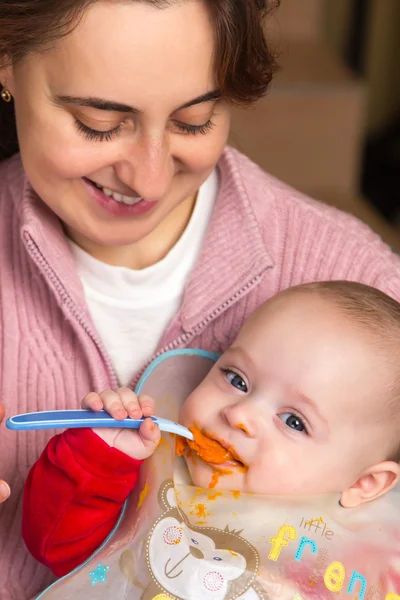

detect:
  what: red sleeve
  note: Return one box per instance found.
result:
[22,428,142,577]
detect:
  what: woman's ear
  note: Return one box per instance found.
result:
[340,462,400,508]
[0,63,15,94]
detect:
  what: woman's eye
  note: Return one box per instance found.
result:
[76,117,214,140]
[173,119,214,136]
[279,412,307,434]
[223,370,248,393]
[75,119,123,142]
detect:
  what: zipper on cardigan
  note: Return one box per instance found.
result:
[26,234,262,393]
[130,274,263,388]
[25,237,119,389]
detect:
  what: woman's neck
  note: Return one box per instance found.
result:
[66,194,197,270]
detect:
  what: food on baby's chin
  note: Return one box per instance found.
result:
[176,425,245,466]
[209,469,233,489]
[176,426,247,490]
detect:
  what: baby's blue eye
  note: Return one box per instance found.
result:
[280,413,307,433]
[225,371,248,392]
[191,539,199,545]
[213,557,223,561]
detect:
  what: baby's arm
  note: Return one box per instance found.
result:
[22,390,160,577]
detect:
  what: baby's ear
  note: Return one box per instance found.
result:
[340,462,400,508]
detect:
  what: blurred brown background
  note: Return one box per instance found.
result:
[229,0,400,250]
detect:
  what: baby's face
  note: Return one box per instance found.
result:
[179,292,392,495]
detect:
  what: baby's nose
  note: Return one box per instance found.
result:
[221,403,255,437]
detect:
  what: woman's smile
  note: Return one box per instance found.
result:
[82,177,157,217]
[88,179,143,203]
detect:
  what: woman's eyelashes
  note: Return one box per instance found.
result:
[75,119,123,142]
[220,368,248,393]
[74,117,215,142]
[279,411,309,435]
[172,119,215,136]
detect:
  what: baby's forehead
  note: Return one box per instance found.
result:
[242,291,348,338]
[250,289,396,349]
[239,300,393,390]
[254,289,337,318]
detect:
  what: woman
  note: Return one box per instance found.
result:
[0,1,399,598]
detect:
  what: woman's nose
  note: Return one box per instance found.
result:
[221,401,256,438]
[115,134,174,200]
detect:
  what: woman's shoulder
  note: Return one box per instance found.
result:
[220,146,389,244]
[218,147,400,298]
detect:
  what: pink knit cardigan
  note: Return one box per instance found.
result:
[1,148,400,599]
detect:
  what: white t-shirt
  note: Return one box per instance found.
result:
[69,170,219,386]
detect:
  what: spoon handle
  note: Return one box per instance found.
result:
[6,409,194,440]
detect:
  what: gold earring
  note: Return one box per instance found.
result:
[1,86,12,103]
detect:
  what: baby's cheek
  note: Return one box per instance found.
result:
[244,465,287,495]
[180,391,201,424]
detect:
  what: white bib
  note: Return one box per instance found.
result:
[35,351,400,600]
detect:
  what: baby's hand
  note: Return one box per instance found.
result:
[82,388,161,460]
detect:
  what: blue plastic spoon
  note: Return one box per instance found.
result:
[6,409,194,441]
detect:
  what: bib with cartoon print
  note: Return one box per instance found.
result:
[34,350,400,600]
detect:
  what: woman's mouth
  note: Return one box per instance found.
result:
[88,179,143,206]
[82,178,157,217]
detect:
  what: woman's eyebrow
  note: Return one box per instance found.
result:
[53,89,221,114]
[177,90,221,110]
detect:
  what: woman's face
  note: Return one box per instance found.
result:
[3,0,230,261]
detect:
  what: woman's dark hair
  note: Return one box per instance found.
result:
[0,0,280,161]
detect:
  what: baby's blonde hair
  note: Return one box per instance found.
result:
[288,281,400,463]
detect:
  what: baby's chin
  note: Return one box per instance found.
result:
[187,457,245,492]
[186,458,314,496]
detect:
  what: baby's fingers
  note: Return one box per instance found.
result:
[83,390,123,416]
[82,392,103,412]
[116,387,143,420]
[82,388,149,421]
[98,388,134,420]
[139,417,161,457]
[138,394,155,418]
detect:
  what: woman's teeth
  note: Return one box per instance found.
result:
[93,182,142,205]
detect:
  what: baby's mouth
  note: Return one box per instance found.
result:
[176,425,246,469]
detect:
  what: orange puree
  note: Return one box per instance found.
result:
[175,426,247,489]
[210,471,220,489]
[177,425,241,465]
[176,435,187,457]
[209,469,232,489]
[235,423,250,435]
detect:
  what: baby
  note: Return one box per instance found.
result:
[22,281,400,576]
